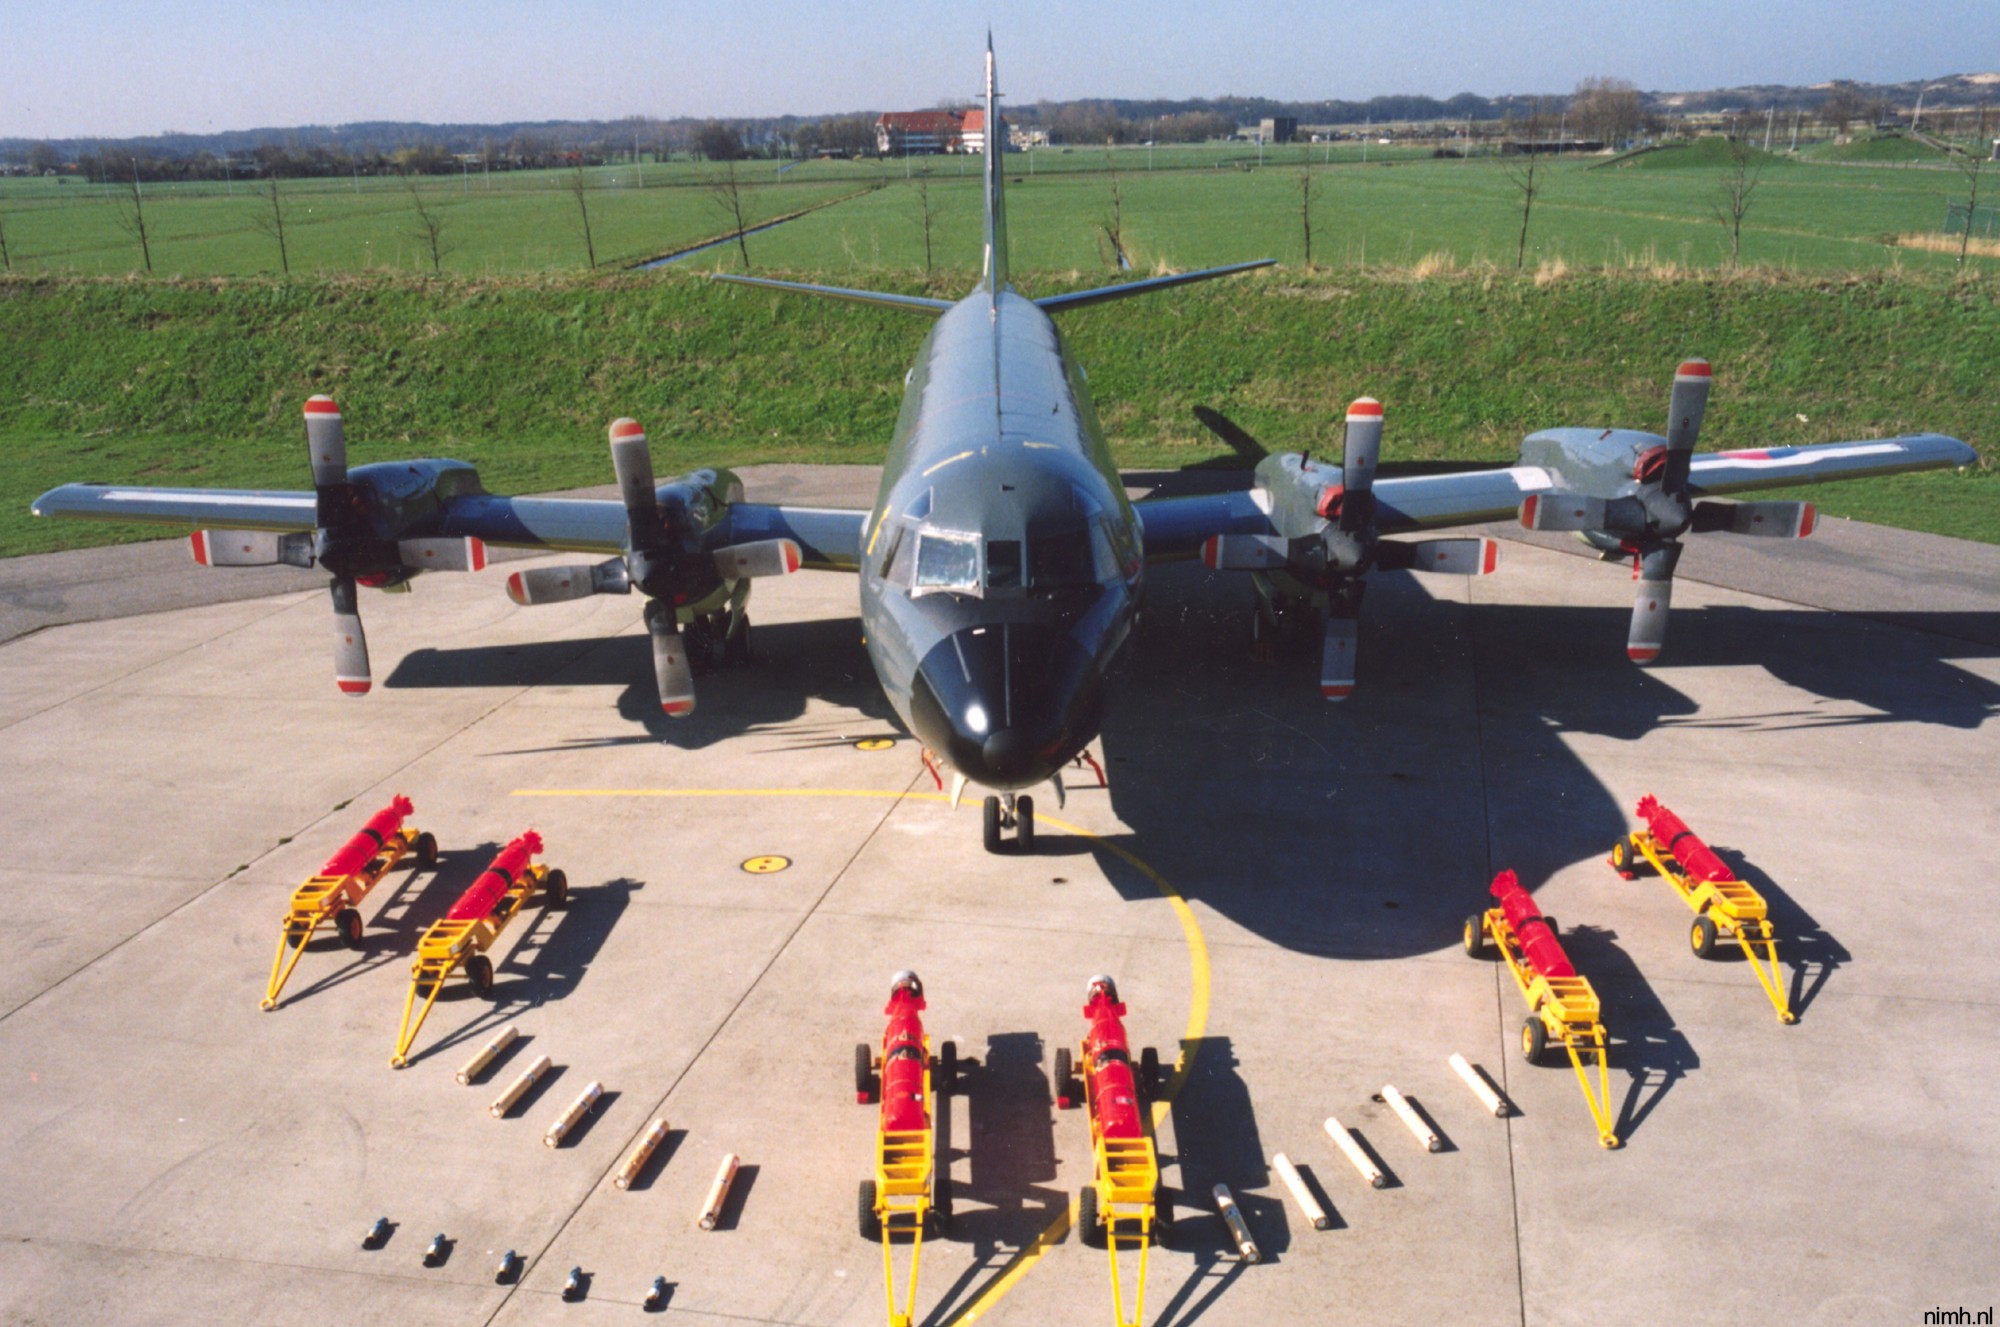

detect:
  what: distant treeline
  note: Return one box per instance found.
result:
[5,73,1993,177]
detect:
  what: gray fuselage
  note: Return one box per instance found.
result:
[858,289,1142,791]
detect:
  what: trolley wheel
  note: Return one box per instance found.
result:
[335,907,365,949]
[857,1180,881,1242]
[415,981,436,1001]
[930,1172,953,1236]
[853,1042,874,1102]
[1462,913,1486,957]
[1690,914,1719,959]
[544,869,568,906]
[937,1040,957,1092]
[414,831,439,868]
[284,922,312,950]
[1152,1186,1174,1249]
[1076,1185,1103,1248]
[1016,795,1035,853]
[465,954,495,998]
[1610,837,1632,876]
[1053,1047,1074,1106]
[1139,1046,1161,1098]
[1520,1016,1548,1065]
[982,796,1003,854]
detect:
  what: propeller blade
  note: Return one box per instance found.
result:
[1201,533,1290,571]
[1377,537,1499,576]
[1691,499,1816,538]
[1663,359,1711,491]
[608,418,665,547]
[1192,405,1269,461]
[1320,612,1358,701]
[1627,543,1682,664]
[1339,399,1383,532]
[330,575,372,695]
[505,559,630,606]
[1519,492,1608,532]
[191,530,315,568]
[397,537,488,573]
[644,600,696,717]
[712,538,802,580]
[304,396,348,488]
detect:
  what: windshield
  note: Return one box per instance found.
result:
[914,531,981,594]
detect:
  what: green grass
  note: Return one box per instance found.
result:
[1800,135,1954,165]
[2,265,1990,556]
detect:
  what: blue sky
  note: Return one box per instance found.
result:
[5,0,1996,138]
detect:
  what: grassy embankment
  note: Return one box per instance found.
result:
[2,265,1990,557]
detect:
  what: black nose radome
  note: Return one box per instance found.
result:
[909,624,1101,790]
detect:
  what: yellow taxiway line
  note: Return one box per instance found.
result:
[511,786,1212,1326]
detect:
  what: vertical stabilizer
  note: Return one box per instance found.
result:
[982,35,1009,296]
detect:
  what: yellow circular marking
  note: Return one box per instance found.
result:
[510,785,1210,1325]
[741,855,791,874]
[854,738,895,751]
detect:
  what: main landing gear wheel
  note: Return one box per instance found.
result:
[1691,914,1719,958]
[1016,795,1035,853]
[724,614,752,665]
[983,796,1003,854]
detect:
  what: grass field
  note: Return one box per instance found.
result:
[2,263,1990,557]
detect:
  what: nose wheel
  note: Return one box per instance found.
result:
[982,793,1035,855]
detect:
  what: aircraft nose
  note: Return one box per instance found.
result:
[909,623,1102,790]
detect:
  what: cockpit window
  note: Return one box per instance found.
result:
[913,531,981,595]
[986,540,1022,590]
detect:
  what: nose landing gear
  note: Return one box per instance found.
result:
[982,793,1035,855]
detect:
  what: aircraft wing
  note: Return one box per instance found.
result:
[1685,434,1975,495]
[32,483,321,533]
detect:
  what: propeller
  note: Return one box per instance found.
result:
[188,396,487,696]
[1208,398,1497,701]
[501,417,801,717]
[1518,359,1817,663]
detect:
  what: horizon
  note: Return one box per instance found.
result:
[3,0,1997,141]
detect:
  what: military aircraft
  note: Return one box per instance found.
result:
[32,42,1978,853]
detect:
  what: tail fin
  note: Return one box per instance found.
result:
[982,34,1009,296]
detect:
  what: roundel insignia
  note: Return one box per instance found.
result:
[741,855,791,874]
[855,738,895,751]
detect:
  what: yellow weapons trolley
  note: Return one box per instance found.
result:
[261,809,435,1011]
[856,1037,954,1327]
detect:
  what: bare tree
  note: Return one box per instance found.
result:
[710,162,753,271]
[1505,101,1544,270]
[1098,152,1127,269]
[0,213,11,272]
[251,174,291,275]
[1297,165,1320,269]
[405,174,452,274]
[569,163,597,269]
[1957,154,1987,267]
[912,166,939,275]
[1714,138,1764,265]
[1572,77,1643,148]
[116,167,154,274]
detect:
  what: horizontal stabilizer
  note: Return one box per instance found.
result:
[397,537,488,573]
[1203,533,1290,571]
[708,273,951,315]
[1691,499,1816,538]
[191,529,315,568]
[1379,537,1498,575]
[1034,259,1277,314]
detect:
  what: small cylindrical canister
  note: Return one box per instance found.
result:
[456,1024,519,1085]
[423,1233,447,1266]
[363,1217,390,1249]
[1212,1184,1261,1263]
[1323,1115,1387,1189]
[562,1266,584,1300]
[614,1118,670,1189]
[544,1081,604,1147]
[1271,1153,1328,1230]
[644,1276,668,1309]
[489,1053,551,1117]
[698,1153,741,1230]
[495,1249,520,1283]
[1449,1053,1509,1116]
[1382,1085,1442,1152]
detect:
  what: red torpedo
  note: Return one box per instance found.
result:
[317,795,415,880]
[1077,977,1144,1139]
[446,832,545,922]
[874,971,931,1130]
[1632,796,1734,883]
[1489,870,1576,980]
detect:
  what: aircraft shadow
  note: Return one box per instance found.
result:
[920,1032,1067,1327]
[385,614,894,753]
[1083,560,1999,964]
